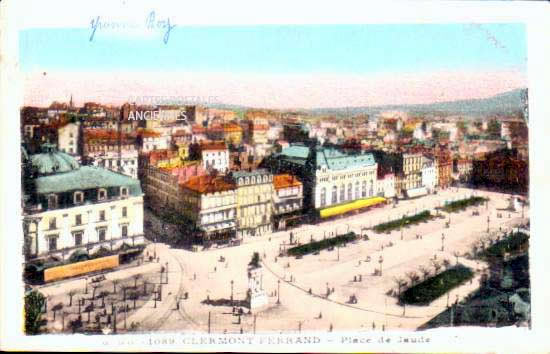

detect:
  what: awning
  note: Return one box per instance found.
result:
[320,196,386,219]
[406,187,427,198]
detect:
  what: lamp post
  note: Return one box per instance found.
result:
[277,280,281,305]
[378,255,384,276]
[487,216,490,233]
[337,244,340,261]
[441,233,445,252]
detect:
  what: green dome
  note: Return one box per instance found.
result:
[30,144,80,175]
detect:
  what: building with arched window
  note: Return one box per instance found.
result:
[22,144,144,265]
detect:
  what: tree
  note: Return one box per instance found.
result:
[431,260,442,274]
[99,291,110,308]
[133,274,142,289]
[25,290,45,335]
[393,277,407,297]
[406,271,420,286]
[419,266,431,280]
[452,251,461,265]
[52,302,63,321]
[68,290,76,307]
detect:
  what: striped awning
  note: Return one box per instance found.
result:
[320,196,386,218]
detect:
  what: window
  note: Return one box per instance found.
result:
[99,210,106,221]
[74,191,84,204]
[369,181,374,197]
[331,186,337,204]
[47,194,58,209]
[75,214,82,226]
[48,236,57,251]
[120,187,128,197]
[122,207,127,218]
[73,231,83,246]
[362,181,367,197]
[49,217,56,230]
[121,225,128,238]
[98,189,107,201]
[98,228,106,242]
[320,187,326,207]
[347,183,352,201]
[339,184,345,202]
[355,181,360,200]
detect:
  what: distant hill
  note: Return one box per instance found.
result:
[306,88,527,117]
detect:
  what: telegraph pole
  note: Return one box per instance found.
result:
[208,311,211,333]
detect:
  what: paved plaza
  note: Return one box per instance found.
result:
[36,188,528,334]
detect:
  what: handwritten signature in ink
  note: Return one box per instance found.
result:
[89,11,176,44]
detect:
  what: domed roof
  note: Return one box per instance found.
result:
[30,144,80,175]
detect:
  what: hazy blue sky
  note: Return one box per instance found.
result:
[20,24,526,73]
[20,24,527,108]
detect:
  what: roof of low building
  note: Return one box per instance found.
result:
[200,141,227,151]
[181,175,236,194]
[34,166,142,195]
[273,174,302,189]
[30,146,80,175]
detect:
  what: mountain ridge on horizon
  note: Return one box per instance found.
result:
[207,88,527,117]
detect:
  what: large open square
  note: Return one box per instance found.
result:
[34,187,528,334]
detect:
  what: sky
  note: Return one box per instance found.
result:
[20,24,528,109]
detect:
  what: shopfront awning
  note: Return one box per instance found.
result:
[320,196,386,219]
[406,187,427,198]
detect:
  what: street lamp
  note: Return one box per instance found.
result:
[230,280,234,305]
[441,233,445,252]
[378,255,384,276]
[487,216,490,233]
[277,280,281,305]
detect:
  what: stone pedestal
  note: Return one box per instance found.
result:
[247,266,268,311]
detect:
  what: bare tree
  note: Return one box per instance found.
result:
[52,303,63,321]
[406,271,420,286]
[431,260,442,274]
[67,290,76,307]
[133,274,142,289]
[452,251,461,265]
[418,265,431,280]
[91,284,100,300]
[99,291,109,308]
[393,277,407,297]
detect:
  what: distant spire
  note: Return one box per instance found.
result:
[69,94,74,108]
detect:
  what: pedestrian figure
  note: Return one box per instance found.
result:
[240,327,243,334]
[382,324,385,331]
[319,312,323,319]
[372,322,375,330]
[329,323,333,332]
[332,287,335,293]
[353,275,357,282]
[308,288,312,295]
[214,267,217,272]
